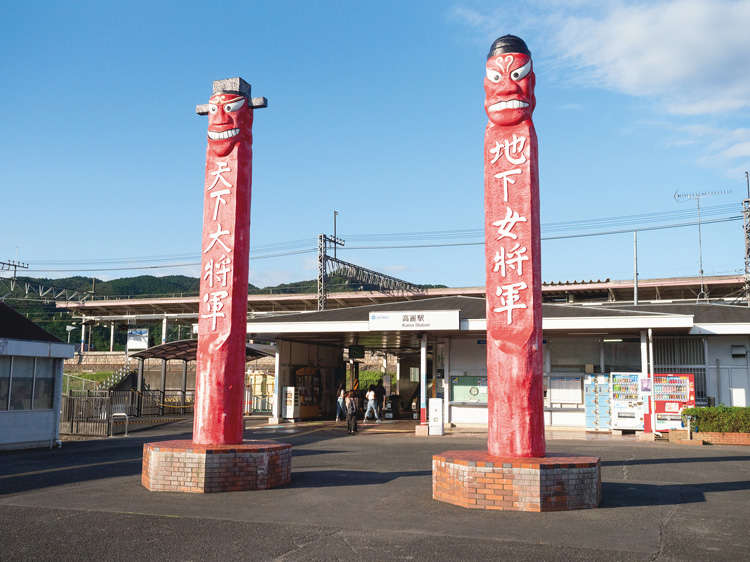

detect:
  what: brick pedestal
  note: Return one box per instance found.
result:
[433,450,600,512]
[142,439,291,493]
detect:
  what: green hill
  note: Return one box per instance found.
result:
[1,273,446,350]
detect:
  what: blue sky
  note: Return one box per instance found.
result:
[2,0,750,290]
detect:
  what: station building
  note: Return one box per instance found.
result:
[247,295,750,428]
[58,275,750,431]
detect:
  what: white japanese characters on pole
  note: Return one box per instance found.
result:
[484,36,545,458]
[193,78,266,445]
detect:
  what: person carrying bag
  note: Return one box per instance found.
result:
[345,391,358,435]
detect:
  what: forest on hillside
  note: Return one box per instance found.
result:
[2,274,447,351]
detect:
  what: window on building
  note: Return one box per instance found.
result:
[548,338,600,373]
[0,357,10,410]
[409,367,420,382]
[33,358,55,410]
[10,356,34,410]
[604,338,642,372]
[449,376,488,403]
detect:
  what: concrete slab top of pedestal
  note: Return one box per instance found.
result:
[144,439,291,454]
[433,450,600,468]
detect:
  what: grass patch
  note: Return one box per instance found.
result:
[62,371,113,393]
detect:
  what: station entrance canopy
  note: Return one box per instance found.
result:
[242,296,735,354]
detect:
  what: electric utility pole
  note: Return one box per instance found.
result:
[674,189,731,302]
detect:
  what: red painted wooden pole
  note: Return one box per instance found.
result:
[193,78,266,445]
[484,36,545,458]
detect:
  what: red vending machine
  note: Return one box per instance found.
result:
[652,373,695,432]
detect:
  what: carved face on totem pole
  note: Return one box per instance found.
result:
[484,35,535,127]
[207,93,254,157]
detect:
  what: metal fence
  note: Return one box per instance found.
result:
[135,390,165,416]
[164,390,195,414]
[59,388,193,437]
[653,336,707,404]
[60,395,111,437]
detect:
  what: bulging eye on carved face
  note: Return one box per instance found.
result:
[484,54,535,127]
[486,61,530,84]
[207,95,252,157]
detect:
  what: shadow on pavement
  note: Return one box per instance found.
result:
[289,448,344,458]
[601,454,750,467]
[600,479,750,508]
[0,429,194,496]
[285,469,433,488]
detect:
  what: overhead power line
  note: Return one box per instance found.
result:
[16,205,742,274]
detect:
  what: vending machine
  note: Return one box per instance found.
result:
[584,374,611,432]
[282,387,300,421]
[295,367,321,418]
[653,373,695,431]
[610,372,645,430]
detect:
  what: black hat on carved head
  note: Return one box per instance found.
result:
[487,35,531,59]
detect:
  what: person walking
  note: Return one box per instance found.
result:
[345,391,358,435]
[335,386,346,422]
[364,385,381,423]
[374,380,386,418]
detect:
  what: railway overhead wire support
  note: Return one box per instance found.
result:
[317,233,422,311]
[1,260,94,302]
[0,278,95,302]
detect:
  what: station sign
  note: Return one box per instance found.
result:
[368,310,459,331]
[126,328,149,351]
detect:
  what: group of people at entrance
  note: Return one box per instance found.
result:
[336,381,386,435]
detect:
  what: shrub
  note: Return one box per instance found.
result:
[682,406,750,433]
[346,370,383,391]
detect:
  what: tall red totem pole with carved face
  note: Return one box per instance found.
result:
[193,78,267,445]
[484,36,545,458]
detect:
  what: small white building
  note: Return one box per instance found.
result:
[0,303,75,450]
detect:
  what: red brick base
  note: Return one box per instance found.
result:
[697,432,750,446]
[142,439,292,493]
[433,450,601,512]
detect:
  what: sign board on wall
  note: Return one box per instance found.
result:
[348,345,365,359]
[127,329,149,351]
[368,310,459,331]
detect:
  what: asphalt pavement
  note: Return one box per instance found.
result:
[1,417,749,561]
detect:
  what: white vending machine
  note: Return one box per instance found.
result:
[281,386,300,421]
[610,372,645,430]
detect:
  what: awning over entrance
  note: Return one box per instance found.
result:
[129,339,275,361]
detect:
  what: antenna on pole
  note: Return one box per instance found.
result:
[674,189,731,302]
[333,210,338,260]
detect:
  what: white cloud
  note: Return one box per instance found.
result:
[668,123,750,177]
[453,0,750,176]
[454,0,750,115]
[555,0,750,116]
[718,141,750,160]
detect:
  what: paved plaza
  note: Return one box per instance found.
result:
[1,418,749,561]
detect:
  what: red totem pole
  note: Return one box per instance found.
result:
[194,78,267,445]
[484,36,545,458]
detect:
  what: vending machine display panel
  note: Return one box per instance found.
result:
[653,374,695,431]
[610,373,645,430]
